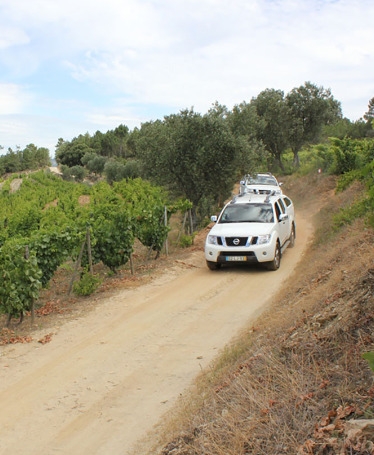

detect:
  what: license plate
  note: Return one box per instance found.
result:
[226,256,247,261]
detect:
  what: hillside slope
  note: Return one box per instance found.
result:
[140,174,374,455]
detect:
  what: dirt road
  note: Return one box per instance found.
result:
[0,214,313,455]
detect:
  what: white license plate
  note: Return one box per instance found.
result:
[226,256,247,261]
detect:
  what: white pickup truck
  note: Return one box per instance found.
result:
[204,192,296,271]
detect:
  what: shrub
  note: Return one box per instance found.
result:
[73,272,101,296]
[179,234,194,248]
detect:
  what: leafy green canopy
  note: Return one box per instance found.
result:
[135,109,240,219]
[0,242,42,318]
[0,144,50,175]
[0,171,184,318]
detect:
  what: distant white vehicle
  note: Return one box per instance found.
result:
[240,172,283,195]
[205,191,295,271]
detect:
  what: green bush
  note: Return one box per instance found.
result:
[73,272,102,296]
[179,234,194,248]
[336,170,362,193]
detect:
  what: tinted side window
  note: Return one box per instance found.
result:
[274,202,282,221]
[283,196,292,207]
[278,198,286,212]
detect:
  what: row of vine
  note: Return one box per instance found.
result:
[0,170,192,323]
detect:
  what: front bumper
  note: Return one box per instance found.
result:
[205,243,276,264]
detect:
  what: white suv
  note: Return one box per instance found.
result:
[205,192,295,271]
[240,173,283,195]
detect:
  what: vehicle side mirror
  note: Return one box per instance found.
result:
[211,215,218,222]
[279,182,283,186]
[279,213,288,221]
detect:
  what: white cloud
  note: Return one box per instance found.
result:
[0,83,32,114]
[0,26,29,49]
[0,0,373,151]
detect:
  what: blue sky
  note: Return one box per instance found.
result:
[0,0,373,156]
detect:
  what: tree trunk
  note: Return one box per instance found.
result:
[292,150,300,168]
[275,154,285,172]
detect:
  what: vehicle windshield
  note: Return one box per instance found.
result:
[247,175,278,186]
[219,203,274,223]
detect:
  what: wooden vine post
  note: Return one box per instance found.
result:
[68,227,93,295]
[164,205,169,256]
[24,246,35,325]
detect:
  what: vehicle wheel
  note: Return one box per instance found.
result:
[206,260,221,270]
[267,242,281,271]
[289,224,296,248]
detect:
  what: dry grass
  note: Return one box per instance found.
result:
[141,174,374,455]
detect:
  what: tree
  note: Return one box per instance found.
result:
[136,109,239,219]
[133,109,239,223]
[165,108,238,209]
[100,132,117,157]
[113,124,130,157]
[286,82,342,166]
[323,118,368,140]
[364,97,374,123]
[134,119,174,185]
[207,101,230,120]
[104,160,127,184]
[34,146,51,168]
[122,160,141,179]
[82,152,107,175]
[20,144,51,170]
[227,101,268,174]
[56,138,94,167]
[22,144,37,170]
[251,89,290,171]
[363,97,374,137]
[69,165,86,182]
[3,147,22,173]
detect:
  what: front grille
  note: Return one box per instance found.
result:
[226,237,248,247]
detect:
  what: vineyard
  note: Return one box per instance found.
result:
[0,170,191,325]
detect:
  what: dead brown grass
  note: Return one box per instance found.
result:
[141,174,374,455]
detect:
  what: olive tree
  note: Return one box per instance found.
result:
[135,108,240,223]
[227,101,269,174]
[250,89,290,171]
[286,82,342,166]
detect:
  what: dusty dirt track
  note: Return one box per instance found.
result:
[0,214,313,455]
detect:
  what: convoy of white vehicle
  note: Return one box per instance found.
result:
[204,173,296,271]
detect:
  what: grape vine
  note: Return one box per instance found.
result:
[0,170,191,322]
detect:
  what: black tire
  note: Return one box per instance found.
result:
[267,242,281,271]
[206,260,221,270]
[289,224,296,248]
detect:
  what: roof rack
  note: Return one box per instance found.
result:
[264,190,276,202]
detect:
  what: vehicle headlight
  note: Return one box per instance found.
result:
[257,234,271,245]
[207,235,219,245]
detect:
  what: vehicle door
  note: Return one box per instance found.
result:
[274,199,290,246]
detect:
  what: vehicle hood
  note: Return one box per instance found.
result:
[208,222,274,237]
